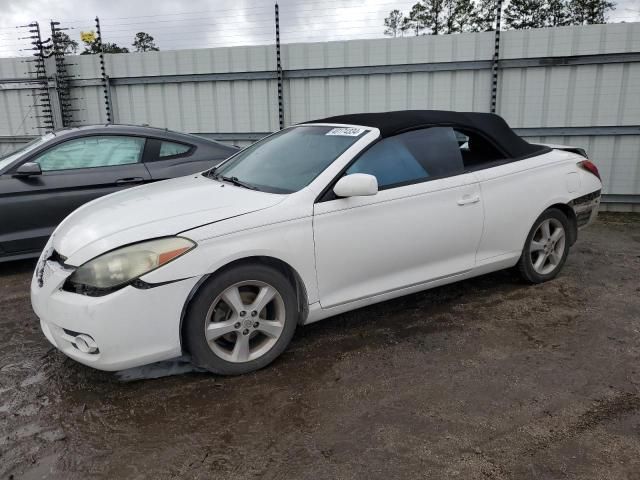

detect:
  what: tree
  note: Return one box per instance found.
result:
[80,31,129,55]
[81,41,129,54]
[384,0,616,35]
[406,2,428,35]
[504,0,546,29]
[444,0,478,33]
[568,0,615,24]
[400,16,412,36]
[384,10,405,37]
[132,32,159,52]
[101,42,130,54]
[544,0,571,26]
[422,0,447,34]
[445,0,459,33]
[53,31,78,55]
[472,0,501,31]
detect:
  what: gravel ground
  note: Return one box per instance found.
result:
[1,213,639,479]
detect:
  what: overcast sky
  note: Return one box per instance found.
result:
[0,0,638,57]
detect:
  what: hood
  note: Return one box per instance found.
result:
[53,174,285,266]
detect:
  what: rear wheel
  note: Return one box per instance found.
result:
[518,208,570,284]
[184,264,298,375]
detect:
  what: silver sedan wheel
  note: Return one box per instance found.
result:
[529,218,566,275]
[205,281,286,363]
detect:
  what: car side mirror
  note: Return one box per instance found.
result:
[13,162,42,177]
[333,173,378,198]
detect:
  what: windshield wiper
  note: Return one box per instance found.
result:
[208,170,258,191]
[223,175,259,190]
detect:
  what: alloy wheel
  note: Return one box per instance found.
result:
[205,281,286,363]
[529,218,566,275]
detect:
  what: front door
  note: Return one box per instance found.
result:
[312,127,483,308]
[0,135,150,255]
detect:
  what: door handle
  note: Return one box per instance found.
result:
[116,177,145,185]
[457,194,480,206]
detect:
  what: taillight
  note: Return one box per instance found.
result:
[578,160,601,181]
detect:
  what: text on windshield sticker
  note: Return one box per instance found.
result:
[326,127,365,137]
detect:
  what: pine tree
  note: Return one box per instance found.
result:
[400,16,413,36]
[132,32,159,52]
[422,0,447,34]
[568,0,615,25]
[384,9,406,37]
[544,0,570,26]
[504,0,547,29]
[445,0,458,33]
[472,0,500,32]
[445,0,478,33]
[406,2,428,35]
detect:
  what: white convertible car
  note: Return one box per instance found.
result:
[31,111,602,375]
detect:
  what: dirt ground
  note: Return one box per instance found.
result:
[1,213,639,479]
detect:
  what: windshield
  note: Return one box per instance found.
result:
[212,125,369,193]
[0,133,55,171]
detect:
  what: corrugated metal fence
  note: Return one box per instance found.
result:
[1,23,639,209]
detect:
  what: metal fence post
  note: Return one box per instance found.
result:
[95,17,113,124]
[275,3,284,130]
[50,21,78,127]
[24,22,55,132]
[490,0,504,113]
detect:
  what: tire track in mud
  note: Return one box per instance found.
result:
[472,391,640,479]
[520,391,640,457]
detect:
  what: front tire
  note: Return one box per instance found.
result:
[518,208,570,284]
[184,263,298,375]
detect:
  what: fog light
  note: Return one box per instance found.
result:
[73,334,99,354]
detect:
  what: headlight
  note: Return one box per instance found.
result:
[68,237,195,289]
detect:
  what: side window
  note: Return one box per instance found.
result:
[346,127,464,189]
[159,141,191,158]
[33,136,145,172]
[455,129,506,170]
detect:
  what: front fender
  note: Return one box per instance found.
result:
[140,215,319,305]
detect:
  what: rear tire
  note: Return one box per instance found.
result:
[518,208,570,284]
[184,263,298,375]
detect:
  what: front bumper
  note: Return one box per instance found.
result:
[31,257,200,371]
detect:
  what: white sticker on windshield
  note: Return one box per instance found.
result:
[326,127,365,137]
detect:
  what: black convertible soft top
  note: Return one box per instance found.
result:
[306,110,545,159]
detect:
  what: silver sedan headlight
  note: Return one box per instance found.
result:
[68,237,196,289]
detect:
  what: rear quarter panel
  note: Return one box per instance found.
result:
[145,155,233,181]
[144,140,236,180]
[145,157,219,179]
[473,150,583,264]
